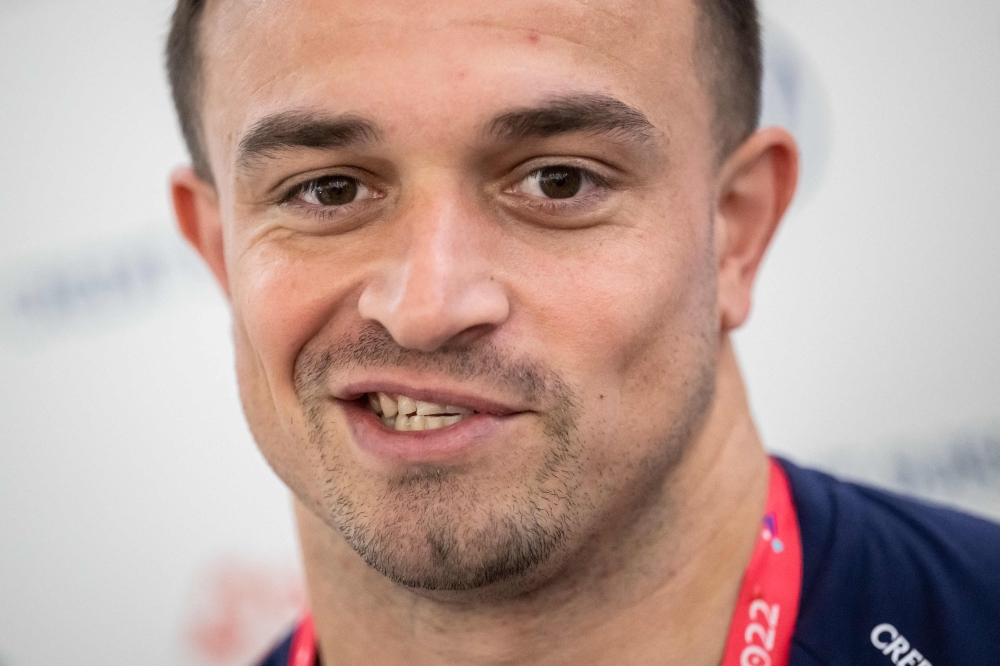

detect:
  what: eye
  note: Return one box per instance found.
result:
[293,175,373,207]
[516,166,597,200]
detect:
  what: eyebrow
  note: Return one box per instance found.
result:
[484,94,657,145]
[235,94,655,172]
[236,110,383,170]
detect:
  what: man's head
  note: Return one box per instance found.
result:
[168,0,796,595]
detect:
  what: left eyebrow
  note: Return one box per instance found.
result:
[483,93,657,146]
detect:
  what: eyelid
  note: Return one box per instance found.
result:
[505,156,617,190]
[271,167,383,205]
[515,166,609,198]
[284,175,375,206]
[273,173,387,230]
[502,161,615,214]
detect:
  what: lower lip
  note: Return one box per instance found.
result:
[339,399,514,465]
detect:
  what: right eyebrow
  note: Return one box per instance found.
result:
[235,110,384,171]
[484,93,658,146]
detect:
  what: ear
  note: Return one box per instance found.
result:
[170,166,230,299]
[714,127,799,331]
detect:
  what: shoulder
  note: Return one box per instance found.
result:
[253,629,293,666]
[777,457,1000,666]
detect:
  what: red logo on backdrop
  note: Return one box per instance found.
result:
[184,557,307,666]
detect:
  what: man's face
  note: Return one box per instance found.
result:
[198,0,722,592]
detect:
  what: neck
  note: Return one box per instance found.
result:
[297,337,769,666]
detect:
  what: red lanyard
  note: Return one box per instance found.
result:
[719,459,803,666]
[287,612,315,666]
[288,459,802,666]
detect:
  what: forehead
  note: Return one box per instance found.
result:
[198,0,704,170]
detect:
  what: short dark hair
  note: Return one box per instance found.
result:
[166,0,760,182]
[166,0,211,181]
[693,0,762,161]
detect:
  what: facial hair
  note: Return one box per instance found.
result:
[293,324,586,591]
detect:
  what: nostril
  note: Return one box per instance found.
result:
[437,323,497,349]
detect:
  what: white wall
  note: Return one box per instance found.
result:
[0,1,997,665]
[746,0,1000,513]
[0,4,301,665]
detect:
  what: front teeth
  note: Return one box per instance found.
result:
[366,392,476,431]
[397,396,417,417]
[378,394,398,417]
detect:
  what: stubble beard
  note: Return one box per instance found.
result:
[291,324,716,593]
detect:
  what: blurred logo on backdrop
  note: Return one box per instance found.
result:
[183,557,306,666]
[822,422,1000,521]
[0,228,212,349]
[892,428,1000,496]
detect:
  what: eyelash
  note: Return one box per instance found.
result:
[510,166,612,214]
[278,175,378,220]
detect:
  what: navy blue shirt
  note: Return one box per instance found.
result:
[781,458,1000,665]
[257,458,1000,665]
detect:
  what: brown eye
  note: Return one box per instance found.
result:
[536,167,582,199]
[515,165,601,202]
[294,175,374,208]
[310,176,359,206]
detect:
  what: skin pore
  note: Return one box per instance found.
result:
[170,0,798,664]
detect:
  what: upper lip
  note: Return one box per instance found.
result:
[333,378,526,416]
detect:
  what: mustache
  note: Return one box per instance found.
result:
[293,324,572,407]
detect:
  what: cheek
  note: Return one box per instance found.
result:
[229,241,368,507]
[230,241,360,415]
[524,219,713,397]
[509,198,716,472]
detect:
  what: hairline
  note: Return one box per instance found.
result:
[170,0,757,183]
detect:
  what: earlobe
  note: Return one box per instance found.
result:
[714,127,799,331]
[170,166,230,298]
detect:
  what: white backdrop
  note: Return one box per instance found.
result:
[1,1,998,665]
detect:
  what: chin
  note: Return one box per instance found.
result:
[314,460,580,594]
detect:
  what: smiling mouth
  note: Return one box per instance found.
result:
[364,392,478,432]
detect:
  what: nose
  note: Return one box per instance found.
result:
[357,187,510,352]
